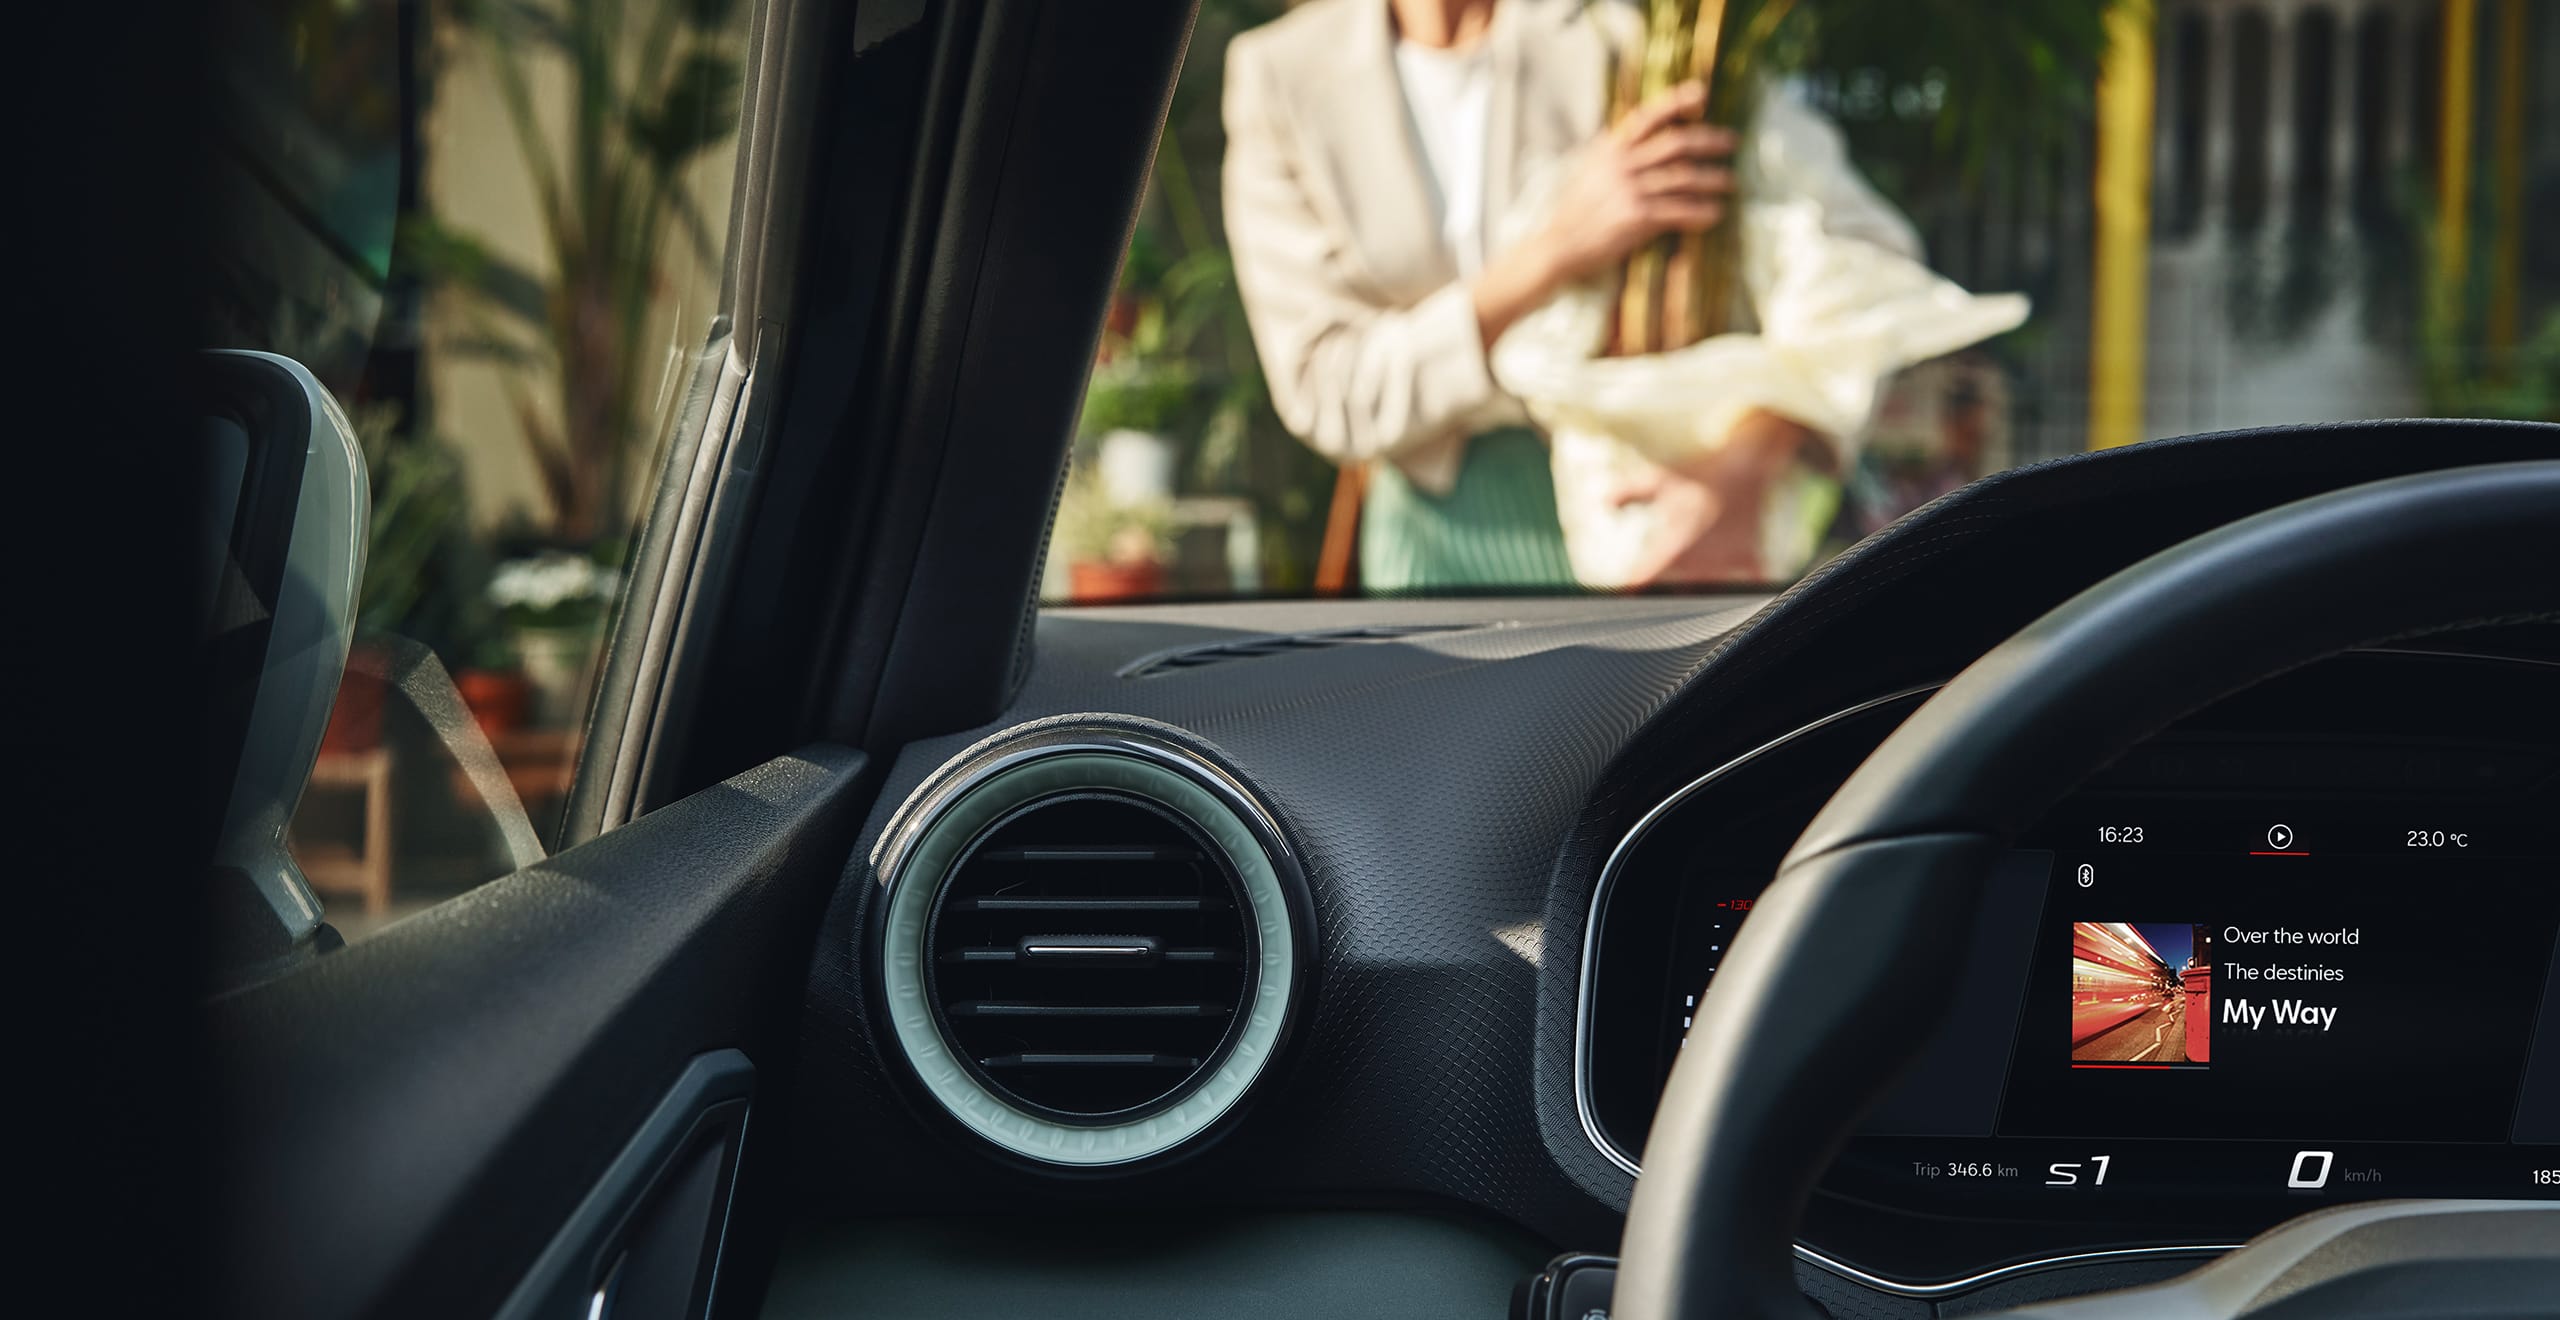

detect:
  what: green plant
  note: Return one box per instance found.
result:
[1084,226,1227,440]
[2413,149,2559,424]
[1088,2,1321,588]
[348,403,474,640]
[1774,0,2123,185]
[1079,358,1203,438]
[1050,469,1176,566]
[488,547,622,631]
[2423,296,2560,422]
[405,0,745,543]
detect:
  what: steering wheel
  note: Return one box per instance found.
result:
[1614,461,2560,1319]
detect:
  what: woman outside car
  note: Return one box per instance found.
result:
[1221,0,1825,590]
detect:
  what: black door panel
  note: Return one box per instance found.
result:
[495,1050,753,1320]
[212,747,870,1320]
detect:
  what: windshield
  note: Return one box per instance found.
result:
[1042,0,2557,602]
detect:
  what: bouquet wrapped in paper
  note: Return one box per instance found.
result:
[1492,0,2030,585]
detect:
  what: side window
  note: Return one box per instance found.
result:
[209,0,753,940]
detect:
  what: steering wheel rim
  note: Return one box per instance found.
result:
[1613,460,2560,1320]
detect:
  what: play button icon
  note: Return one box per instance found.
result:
[2267,824,2295,850]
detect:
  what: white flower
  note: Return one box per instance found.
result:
[489,552,619,613]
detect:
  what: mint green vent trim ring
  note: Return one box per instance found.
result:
[877,745,1297,1167]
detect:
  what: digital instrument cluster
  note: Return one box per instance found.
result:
[1580,652,2560,1283]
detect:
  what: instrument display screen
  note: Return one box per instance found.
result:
[1797,809,2560,1258]
[1591,656,2560,1284]
[2003,817,2559,1144]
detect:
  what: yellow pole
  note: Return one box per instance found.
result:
[2485,0,2525,360]
[2433,0,2476,338]
[2088,2,2157,451]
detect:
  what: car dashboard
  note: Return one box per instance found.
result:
[774,425,2560,1316]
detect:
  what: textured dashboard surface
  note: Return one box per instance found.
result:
[786,422,2560,1283]
[795,596,1758,1245]
[764,1210,1550,1320]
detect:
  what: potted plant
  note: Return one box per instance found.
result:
[1052,468,1175,602]
[487,547,620,725]
[453,635,534,737]
[324,406,474,753]
[1081,357,1199,503]
[1083,225,1213,502]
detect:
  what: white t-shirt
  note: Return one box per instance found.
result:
[1392,38,1493,277]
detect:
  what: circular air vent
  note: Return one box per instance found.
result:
[873,736,1304,1168]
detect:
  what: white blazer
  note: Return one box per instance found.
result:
[1222,0,1633,495]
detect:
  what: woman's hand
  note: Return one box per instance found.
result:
[1614,408,1819,586]
[1474,79,1736,346]
[1537,80,1737,280]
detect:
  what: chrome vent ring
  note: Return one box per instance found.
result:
[872,733,1305,1168]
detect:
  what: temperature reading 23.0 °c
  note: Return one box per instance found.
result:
[2407,829,2469,848]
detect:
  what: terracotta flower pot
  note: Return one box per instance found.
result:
[1067,559,1163,603]
[456,667,533,737]
[319,643,389,754]
[512,626,595,728]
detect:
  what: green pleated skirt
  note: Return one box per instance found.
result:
[1359,427,1577,593]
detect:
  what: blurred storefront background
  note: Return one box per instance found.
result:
[1044,0,2559,601]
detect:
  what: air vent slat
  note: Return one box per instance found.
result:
[951,895,1221,914]
[974,845,1202,863]
[941,945,1239,965]
[948,1002,1230,1019]
[979,1053,1203,1070]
